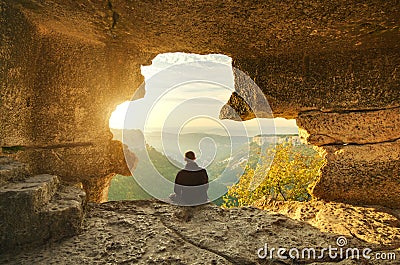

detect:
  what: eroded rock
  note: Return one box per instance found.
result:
[3,200,398,264]
[8,141,134,203]
[297,108,400,146]
[0,174,85,252]
[254,199,400,247]
[295,107,400,208]
[1,0,399,204]
[312,140,400,208]
[0,156,28,186]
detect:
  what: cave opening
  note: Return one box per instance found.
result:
[107,52,323,206]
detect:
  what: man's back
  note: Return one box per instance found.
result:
[175,168,208,186]
[174,166,209,204]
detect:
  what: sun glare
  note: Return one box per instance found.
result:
[108,52,298,136]
[109,101,130,129]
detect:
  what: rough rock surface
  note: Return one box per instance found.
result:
[8,141,136,202]
[0,156,28,186]
[0,200,399,264]
[254,199,400,247]
[294,106,400,208]
[1,1,399,258]
[0,174,86,252]
[297,107,400,146]
[313,140,400,208]
[1,0,142,200]
[1,0,399,203]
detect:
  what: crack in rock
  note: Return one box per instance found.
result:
[319,136,400,147]
[107,0,119,30]
[159,216,257,265]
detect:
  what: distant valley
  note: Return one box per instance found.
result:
[109,128,301,204]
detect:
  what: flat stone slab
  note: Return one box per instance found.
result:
[0,176,85,252]
[0,174,59,212]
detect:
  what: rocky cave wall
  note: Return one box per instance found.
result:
[1,0,399,206]
[0,1,145,201]
[225,52,400,208]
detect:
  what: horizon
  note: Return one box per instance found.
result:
[110,127,299,137]
[108,53,299,137]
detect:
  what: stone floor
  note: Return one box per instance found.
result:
[0,200,399,264]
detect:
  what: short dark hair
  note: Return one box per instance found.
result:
[185,151,196,160]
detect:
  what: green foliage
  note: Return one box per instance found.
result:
[108,135,325,206]
[145,144,182,182]
[222,142,326,208]
[2,146,25,154]
[108,175,152,201]
[108,144,182,201]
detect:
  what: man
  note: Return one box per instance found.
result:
[172,151,209,205]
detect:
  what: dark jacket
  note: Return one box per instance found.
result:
[174,161,209,204]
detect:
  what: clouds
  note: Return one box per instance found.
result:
[109,52,298,136]
[141,53,232,79]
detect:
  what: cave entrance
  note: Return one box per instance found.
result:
[107,52,322,206]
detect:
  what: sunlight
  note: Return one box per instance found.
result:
[109,99,298,136]
[109,101,130,129]
[108,52,298,136]
[108,52,304,204]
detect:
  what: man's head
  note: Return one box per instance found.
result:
[184,151,196,161]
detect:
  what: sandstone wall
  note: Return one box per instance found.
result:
[225,52,399,208]
[0,3,40,147]
[1,0,399,205]
[0,1,144,201]
[297,109,400,208]
[231,50,400,118]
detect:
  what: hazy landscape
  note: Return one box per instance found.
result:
[109,128,305,205]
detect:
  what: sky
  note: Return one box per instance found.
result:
[109,53,298,137]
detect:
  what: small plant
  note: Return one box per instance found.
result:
[222,142,326,208]
[2,146,25,154]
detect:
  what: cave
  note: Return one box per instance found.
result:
[106,52,303,204]
[1,0,399,262]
